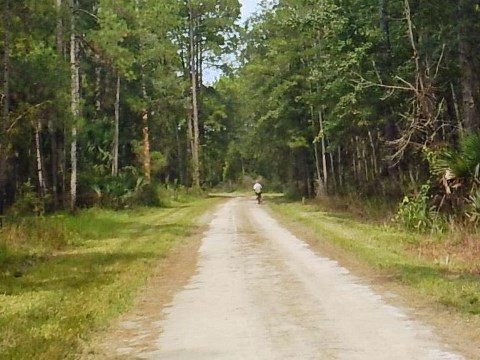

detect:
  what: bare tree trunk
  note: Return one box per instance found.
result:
[450,82,463,138]
[35,118,46,197]
[362,140,369,182]
[55,0,64,57]
[355,136,361,182]
[319,110,328,193]
[112,74,120,176]
[379,0,391,50]
[135,0,151,183]
[368,130,378,176]
[0,0,10,211]
[311,105,326,198]
[329,149,336,193]
[352,139,357,181]
[141,74,151,183]
[457,0,480,132]
[310,106,323,192]
[337,146,343,188]
[48,119,58,207]
[94,56,102,114]
[174,117,184,184]
[189,4,200,188]
[70,0,80,210]
[50,0,64,208]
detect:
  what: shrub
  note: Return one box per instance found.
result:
[8,181,47,216]
[395,183,444,232]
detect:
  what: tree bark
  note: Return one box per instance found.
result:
[310,106,325,198]
[379,0,391,51]
[56,0,64,57]
[35,118,46,197]
[94,56,102,114]
[112,74,120,176]
[319,110,328,193]
[135,0,151,183]
[189,4,200,188]
[48,118,59,207]
[458,0,480,132]
[141,75,151,183]
[329,147,336,193]
[337,146,343,188]
[0,0,10,211]
[70,0,80,210]
[51,0,64,208]
[368,130,378,176]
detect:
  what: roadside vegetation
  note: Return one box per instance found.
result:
[269,196,480,318]
[0,192,220,360]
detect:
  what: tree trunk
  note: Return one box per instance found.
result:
[319,110,328,194]
[311,106,325,198]
[94,56,102,114]
[35,118,46,197]
[48,119,59,207]
[141,74,151,183]
[135,0,151,183]
[362,140,369,182]
[379,0,391,51]
[51,0,63,208]
[458,0,480,132]
[311,107,322,189]
[450,82,463,138]
[55,0,64,57]
[355,136,361,182]
[141,117,151,182]
[112,74,120,176]
[0,0,10,211]
[189,4,200,188]
[329,147,336,193]
[70,0,80,210]
[368,130,378,176]
[337,146,343,188]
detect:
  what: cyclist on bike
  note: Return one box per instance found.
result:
[253,181,263,204]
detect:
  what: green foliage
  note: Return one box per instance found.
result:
[87,169,152,209]
[466,191,480,226]
[395,183,442,232]
[453,132,480,179]
[8,181,47,217]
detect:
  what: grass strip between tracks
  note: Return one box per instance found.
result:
[0,198,220,360]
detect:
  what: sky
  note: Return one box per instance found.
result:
[240,0,261,23]
[204,0,261,84]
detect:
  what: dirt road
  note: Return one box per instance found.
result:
[107,198,466,359]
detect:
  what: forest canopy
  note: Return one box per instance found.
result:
[1,0,480,225]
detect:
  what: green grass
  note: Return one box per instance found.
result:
[269,199,480,316]
[0,197,220,359]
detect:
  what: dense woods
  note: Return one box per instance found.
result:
[0,0,240,213]
[2,0,480,227]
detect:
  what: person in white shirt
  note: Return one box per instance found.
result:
[253,181,263,204]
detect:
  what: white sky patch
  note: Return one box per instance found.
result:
[240,0,261,23]
[203,0,262,84]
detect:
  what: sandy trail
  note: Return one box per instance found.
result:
[128,198,464,360]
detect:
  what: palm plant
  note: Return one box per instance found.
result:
[426,132,480,223]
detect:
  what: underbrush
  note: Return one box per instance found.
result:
[304,193,398,223]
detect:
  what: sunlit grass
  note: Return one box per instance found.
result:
[0,197,221,359]
[269,199,480,316]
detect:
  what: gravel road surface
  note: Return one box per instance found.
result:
[140,198,464,360]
